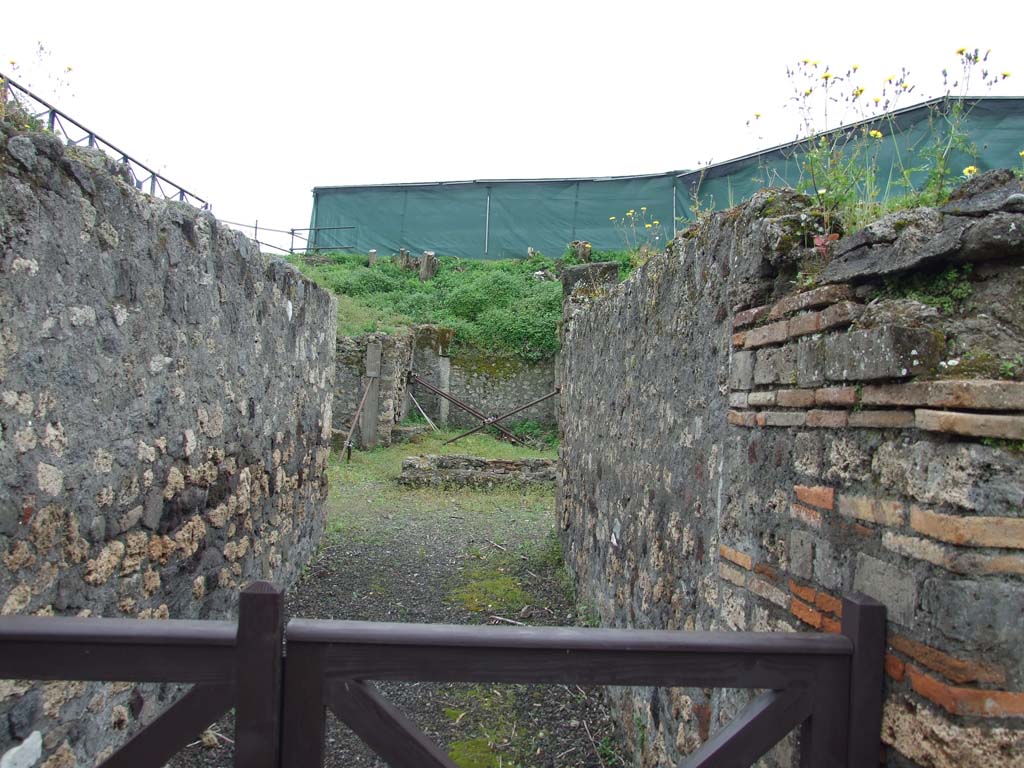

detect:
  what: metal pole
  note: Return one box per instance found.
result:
[484,190,491,257]
[408,391,439,432]
[254,219,259,241]
[290,229,295,255]
[442,388,559,446]
[410,374,524,445]
[343,376,376,461]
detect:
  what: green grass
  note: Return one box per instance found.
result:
[288,248,640,362]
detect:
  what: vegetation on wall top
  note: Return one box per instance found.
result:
[288,249,637,362]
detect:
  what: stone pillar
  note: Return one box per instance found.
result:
[360,342,382,448]
[437,355,451,427]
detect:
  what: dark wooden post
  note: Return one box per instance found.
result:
[798,654,850,767]
[281,644,327,768]
[841,593,886,768]
[234,581,285,768]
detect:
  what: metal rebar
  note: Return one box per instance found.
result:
[410,374,524,445]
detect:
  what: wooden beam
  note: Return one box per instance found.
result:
[325,679,458,768]
[280,645,327,768]
[234,582,285,768]
[843,593,886,768]
[99,683,233,768]
[680,688,811,768]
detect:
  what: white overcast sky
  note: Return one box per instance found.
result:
[3,1,1021,252]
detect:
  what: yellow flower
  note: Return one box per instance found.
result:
[956,47,967,55]
[821,72,833,81]
[754,112,762,118]
[609,216,616,221]
[804,89,812,96]
[644,223,652,229]
[801,58,810,64]
[852,86,864,98]
[65,65,73,72]
[885,75,895,83]
[963,165,979,177]
[869,129,883,139]
[627,210,635,216]
[812,60,820,66]
[852,64,860,71]
[1002,71,1011,78]
[7,59,14,67]
[652,220,660,226]
[640,206,647,211]
[874,97,881,104]
[1019,150,1024,158]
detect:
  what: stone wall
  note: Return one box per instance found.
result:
[559,172,1024,767]
[398,454,556,488]
[412,326,557,429]
[333,331,412,448]
[0,122,336,764]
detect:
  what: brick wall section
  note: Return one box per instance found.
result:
[0,126,336,763]
[559,175,1024,767]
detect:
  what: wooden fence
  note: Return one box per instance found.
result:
[0,582,885,768]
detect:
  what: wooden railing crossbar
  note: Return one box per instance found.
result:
[0,584,885,768]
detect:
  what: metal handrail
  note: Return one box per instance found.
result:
[0,73,210,211]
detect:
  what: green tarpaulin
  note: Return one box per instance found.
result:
[308,97,1024,259]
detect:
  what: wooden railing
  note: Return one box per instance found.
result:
[0,582,885,768]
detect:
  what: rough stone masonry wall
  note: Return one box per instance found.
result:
[0,122,336,765]
[412,326,557,428]
[333,331,412,447]
[559,172,1024,767]
[398,454,556,488]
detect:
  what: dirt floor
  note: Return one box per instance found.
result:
[170,430,625,768]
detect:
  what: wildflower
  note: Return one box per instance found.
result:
[8,59,14,67]
[801,58,810,64]
[885,75,895,83]
[65,66,73,72]
[812,60,820,66]
[652,220,660,225]
[609,216,616,221]
[1019,150,1024,158]
[874,97,881,105]
[852,64,860,71]
[852,86,864,98]
[956,47,967,55]
[644,223,652,229]
[640,206,647,211]
[804,89,812,96]
[963,165,979,177]
[1002,71,1011,78]
[821,72,833,81]
[627,210,635,216]
[869,129,883,139]
[754,112,761,118]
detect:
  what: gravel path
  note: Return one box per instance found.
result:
[170,439,624,768]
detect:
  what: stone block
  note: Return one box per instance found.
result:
[794,485,835,510]
[744,320,790,349]
[786,311,821,338]
[789,530,815,579]
[888,633,1006,685]
[776,389,815,408]
[814,387,857,406]
[768,284,854,319]
[719,544,753,570]
[757,411,807,428]
[819,301,864,330]
[727,410,756,427]
[789,502,822,528]
[747,391,777,407]
[729,350,755,390]
[847,410,915,429]
[796,336,826,388]
[806,409,849,428]
[824,327,944,382]
[733,304,770,329]
[915,409,1024,440]
[728,392,749,408]
[854,553,917,626]
[922,578,1024,645]
[562,262,620,298]
[754,344,797,386]
[883,531,1024,576]
[719,563,747,587]
[731,331,747,348]
[909,505,1024,550]
[862,379,1024,410]
[837,494,905,527]
[813,539,843,591]
[747,576,790,608]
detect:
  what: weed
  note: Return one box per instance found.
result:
[980,438,1024,453]
[877,263,973,313]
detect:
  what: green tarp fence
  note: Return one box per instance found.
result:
[308,97,1024,260]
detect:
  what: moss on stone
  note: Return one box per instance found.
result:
[448,737,499,768]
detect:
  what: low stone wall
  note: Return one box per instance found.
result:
[399,455,556,488]
[0,122,335,764]
[559,172,1024,767]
